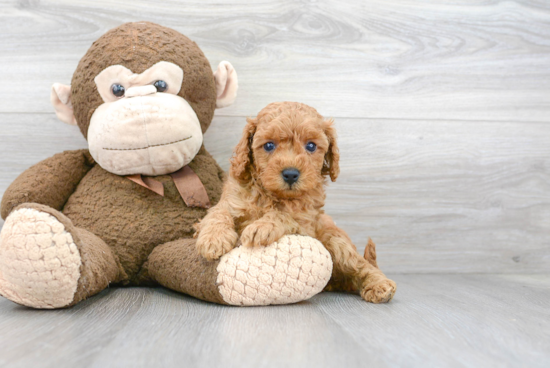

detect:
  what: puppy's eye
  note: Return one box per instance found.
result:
[305,142,317,152]
[154,80,168,92]
[111,84,125,97]
[263,142,276,152]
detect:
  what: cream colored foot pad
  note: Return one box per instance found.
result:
[216,235,333,306]
[0,208,81,309]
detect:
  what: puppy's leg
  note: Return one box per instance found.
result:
[195,201,239,261]
[240,211,300,248]
[317,215,396,303]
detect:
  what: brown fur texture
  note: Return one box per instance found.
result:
[0,150,94,219]
[0,23,228,307]
[61,146,224,282]
[196,102,396,303]
[145,238,227,304]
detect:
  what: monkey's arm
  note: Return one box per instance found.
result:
[1,149,95,219]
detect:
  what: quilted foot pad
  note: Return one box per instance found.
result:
[216,235,333,306]
[0,208,81,308]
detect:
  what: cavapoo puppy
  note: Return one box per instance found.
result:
[195,102,396,303]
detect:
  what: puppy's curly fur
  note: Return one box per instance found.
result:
[196,102,396,303]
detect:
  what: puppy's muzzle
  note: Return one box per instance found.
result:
[282,168,300,186]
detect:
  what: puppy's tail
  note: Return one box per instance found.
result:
[364,238,379,269]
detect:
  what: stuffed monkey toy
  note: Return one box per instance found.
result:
[0,22,332,308]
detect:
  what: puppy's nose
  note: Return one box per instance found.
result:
[282,168,300,185]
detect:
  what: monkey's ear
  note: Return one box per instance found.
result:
[214,61,238,108]
[51,83,77,126]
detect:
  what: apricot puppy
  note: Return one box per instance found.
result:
[195,102,396,303]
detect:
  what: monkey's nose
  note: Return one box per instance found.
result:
[125,85,157,98]
[282,168,300,185]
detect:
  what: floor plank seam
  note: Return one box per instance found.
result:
[1,112,549,125]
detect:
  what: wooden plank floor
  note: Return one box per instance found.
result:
[0,274,549,368]
[1,1,550,367]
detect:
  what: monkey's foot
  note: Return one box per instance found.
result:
[216,235,333,306]
[0,207,81,308]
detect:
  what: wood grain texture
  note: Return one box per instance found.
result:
[1,113,548,273]
[1,0,550,121]
[0,274,548,368]
[1,2,550,365]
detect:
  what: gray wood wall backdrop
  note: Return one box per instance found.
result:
[0,0,549,274]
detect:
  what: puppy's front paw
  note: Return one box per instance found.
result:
[240,221,284,248]
[361,279,396,304]
[196,227,238,261]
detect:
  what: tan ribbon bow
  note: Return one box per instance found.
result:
[126,166,211,209]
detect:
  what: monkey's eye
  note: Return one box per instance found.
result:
[111,84,125,97]
[263,142,276,152]
[154,80,168,92]
[305,142,317,152]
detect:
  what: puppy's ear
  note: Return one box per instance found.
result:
[230,117,257,183]
[322,119,340,182]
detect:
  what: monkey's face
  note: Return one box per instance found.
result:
[51,22,238,176]
[87,62,203,176]
[51,22,238,177]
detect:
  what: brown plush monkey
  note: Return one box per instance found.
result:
[0,22,332,308]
